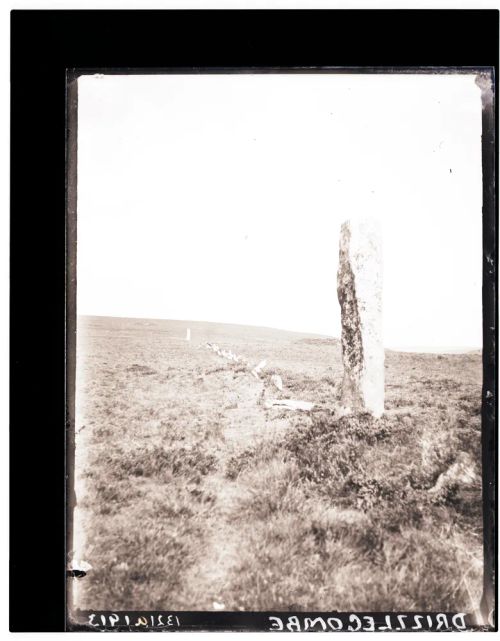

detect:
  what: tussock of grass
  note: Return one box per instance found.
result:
[215,403,482,612]
[79,486,205,609]
[116,443,217,480]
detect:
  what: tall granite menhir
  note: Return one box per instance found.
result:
[337,218,384,417]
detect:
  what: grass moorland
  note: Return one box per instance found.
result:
[72,315,483,614]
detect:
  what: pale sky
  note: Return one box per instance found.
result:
[77,73,483,349]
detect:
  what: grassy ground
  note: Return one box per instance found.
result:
[72,315,483,613]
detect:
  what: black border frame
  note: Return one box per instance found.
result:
[10,10,498,632]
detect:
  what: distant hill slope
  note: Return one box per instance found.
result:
[77,315,480,356]
[78,315,336,344]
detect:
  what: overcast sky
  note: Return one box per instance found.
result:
[77,73,483,349]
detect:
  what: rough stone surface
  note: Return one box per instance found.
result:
[337,218,384,417]
[264,399,315,412]
[429,452,477,496]
[271,374,283,391]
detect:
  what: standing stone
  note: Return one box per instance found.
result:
[337,218,384,417]
[186,328,191,342]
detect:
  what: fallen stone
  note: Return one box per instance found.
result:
[265,399,315,411]
[252,359,267,378]
[429,452,477,495]
[271,374,283,391]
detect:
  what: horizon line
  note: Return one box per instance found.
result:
[76,313,482,353]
